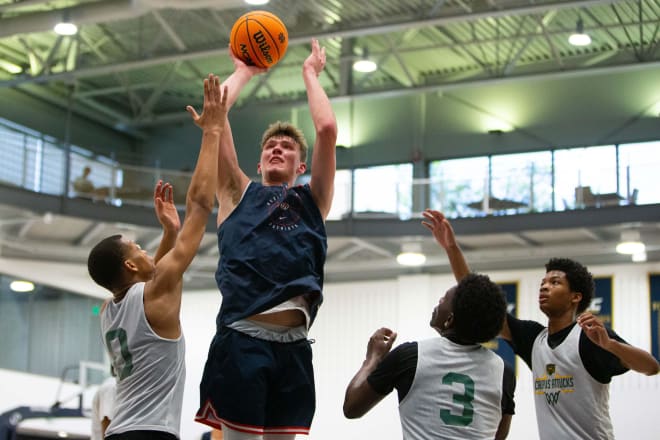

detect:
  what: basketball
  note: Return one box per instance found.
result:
[229,10,288,69]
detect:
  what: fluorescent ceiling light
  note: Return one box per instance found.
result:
[568,18,591,47]
[616,231,645,255]
[54,22,78,36]
[10,280,35,292]
[245,0,269,4]
[353,59,377,73]
[353,47,377,73]
[397,243,426,266]
[484,117,514,133]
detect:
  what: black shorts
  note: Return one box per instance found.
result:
[106,430,177,440]
[196,326,315,436]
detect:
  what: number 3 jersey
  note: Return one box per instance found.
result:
[531,324,613,440]
[398,337,508,440]
[100,282,186,438]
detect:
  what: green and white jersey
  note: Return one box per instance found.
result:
[101,282,186,438]
[398,337,505,440]
[531,324,614,440]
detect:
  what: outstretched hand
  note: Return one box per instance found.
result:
[186,74,230,130]
[366,327,397,363]
[577,312,611,349]
[422,209,457,250]
[154,180,181,233]
[303,38,326,77]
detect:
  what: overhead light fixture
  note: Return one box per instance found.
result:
[615,230,645,255]
[568,17,591,47]
[244,0,270,4]
[54,11,78,36]
[10,280,35,292]
[483,116,514,134]
[396,242,426,267]
[353,47,377,73]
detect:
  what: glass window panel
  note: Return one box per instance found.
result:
[354,164,413,219]
[41,141,66,195]
[618,141,660,205]
[327,169,352,220]
[491,151,553,213]
[553,145,617,209]
[429,157,489,217]
[0,128,27,186]
[23,137,41,191]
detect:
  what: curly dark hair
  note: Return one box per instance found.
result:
[452,273,507,343]
[88,235,125,292]
[545,257,594,314]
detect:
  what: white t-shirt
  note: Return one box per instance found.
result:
[91,376,117,440]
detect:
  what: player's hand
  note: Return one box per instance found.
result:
[303,38,325,77]
[186,74,229,131]
[366,327,397,363]
[228,45,267,76]
[154,180,181,233]
[422,209,457,250]
[577,312,611,349]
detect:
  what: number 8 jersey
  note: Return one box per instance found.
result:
[399,337,508,440]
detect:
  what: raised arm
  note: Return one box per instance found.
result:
[215,50,266,225]
[305,38,338,220]
[343,328,397,418]
[144,74,228,338]
[421,209,470,281]
[577,312,660,375]
[153,180,181,264]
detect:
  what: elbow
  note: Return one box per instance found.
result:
[185,188,214,214]
[316,120,338,144]
[645,362,660,376]
[342,403,362,419]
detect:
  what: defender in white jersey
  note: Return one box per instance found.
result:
[429,210,660,440]
[344,209,515,440]
[500,258,659,440]
[88,75,229,439]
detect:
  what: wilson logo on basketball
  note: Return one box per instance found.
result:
[253,30,273,64]
[239,44,254,65]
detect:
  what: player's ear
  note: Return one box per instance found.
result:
[571,291,582,307]
[123,259,138,273]
[257,163,262,174]
[297,163,307,175]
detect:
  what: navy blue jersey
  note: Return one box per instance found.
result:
[215,182,327,327]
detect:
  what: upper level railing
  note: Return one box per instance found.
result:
[1,117,658,221]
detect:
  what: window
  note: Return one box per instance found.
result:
[491,151,553,213]
[353,164,413,219]
[429,157,488,217]
[0,117,119,198]
[618,141,660,205]
[327,169,352,220]
[553,145,617,209]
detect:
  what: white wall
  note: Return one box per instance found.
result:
[2,261,660,440]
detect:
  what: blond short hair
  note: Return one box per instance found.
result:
[260,121,308,163]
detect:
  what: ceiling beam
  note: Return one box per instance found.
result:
[0,0,626,88]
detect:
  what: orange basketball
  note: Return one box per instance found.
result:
[229,10,288,69]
